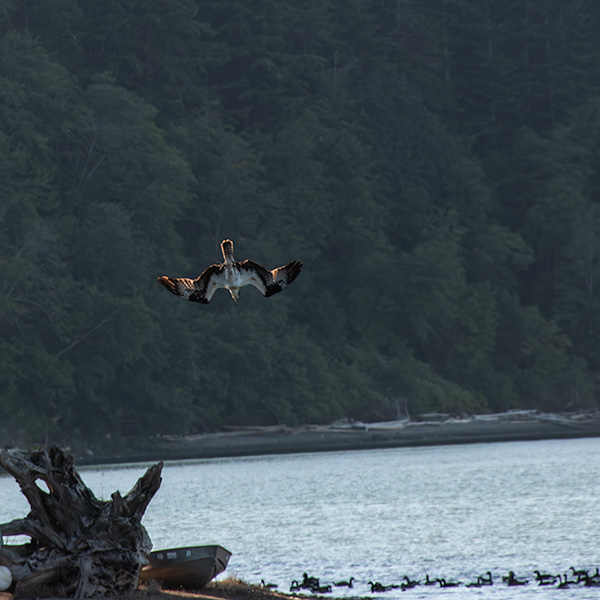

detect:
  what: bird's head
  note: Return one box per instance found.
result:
[229,288,240,302]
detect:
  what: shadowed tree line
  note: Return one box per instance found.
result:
[1,0,600,452]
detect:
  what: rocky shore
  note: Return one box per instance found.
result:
[0,578,306,600]
[80,409,600,466]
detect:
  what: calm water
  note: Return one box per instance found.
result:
[1,438,599,599]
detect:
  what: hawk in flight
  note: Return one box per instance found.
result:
[158,239,302,304]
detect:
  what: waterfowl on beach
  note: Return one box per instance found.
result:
[302,573,320,589]
[570,567,589,583]
[586,568,600,586]
[557,574,570,589]
[289,565,600,595]
[260,580,278,589]
[571,567,588,577]
[401,576,419,589]
[368,581,396,592]
[437,578,461,587]
[333,578,355,587]
[534,570,557,585]
[506,571,528,586]
[466,573,492,588]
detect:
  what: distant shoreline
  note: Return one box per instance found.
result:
[78,410,600,467]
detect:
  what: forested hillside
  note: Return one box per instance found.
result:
[2,0,600,452]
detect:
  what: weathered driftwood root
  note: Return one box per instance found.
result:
[0,446,163,598]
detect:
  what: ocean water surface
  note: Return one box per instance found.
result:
[1,437,599,599]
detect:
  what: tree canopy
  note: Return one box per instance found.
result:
[1,0,599,451]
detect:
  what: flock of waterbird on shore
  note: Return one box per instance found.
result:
[260,566,600,594]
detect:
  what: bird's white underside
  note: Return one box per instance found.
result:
[205,267,268,301]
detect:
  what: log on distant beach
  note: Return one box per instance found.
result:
[0,446,163,598]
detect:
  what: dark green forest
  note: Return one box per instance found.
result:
[2,0,600,452]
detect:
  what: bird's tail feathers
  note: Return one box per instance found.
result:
[221,239,234,264]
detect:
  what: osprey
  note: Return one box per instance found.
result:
[157,239,302,304]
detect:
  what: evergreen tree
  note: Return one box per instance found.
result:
[2,0,600,450]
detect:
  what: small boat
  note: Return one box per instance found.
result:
[140,545,232,590]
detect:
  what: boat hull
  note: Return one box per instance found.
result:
[140,545,232,590]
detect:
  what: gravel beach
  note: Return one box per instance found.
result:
[0,578,323,600]
[80,410,600,466]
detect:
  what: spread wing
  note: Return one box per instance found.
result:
[240,259,303,297]
[157,264,223,304]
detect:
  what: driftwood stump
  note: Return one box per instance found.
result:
[0,446,163,598]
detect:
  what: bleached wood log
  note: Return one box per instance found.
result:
[0,446,162,598]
